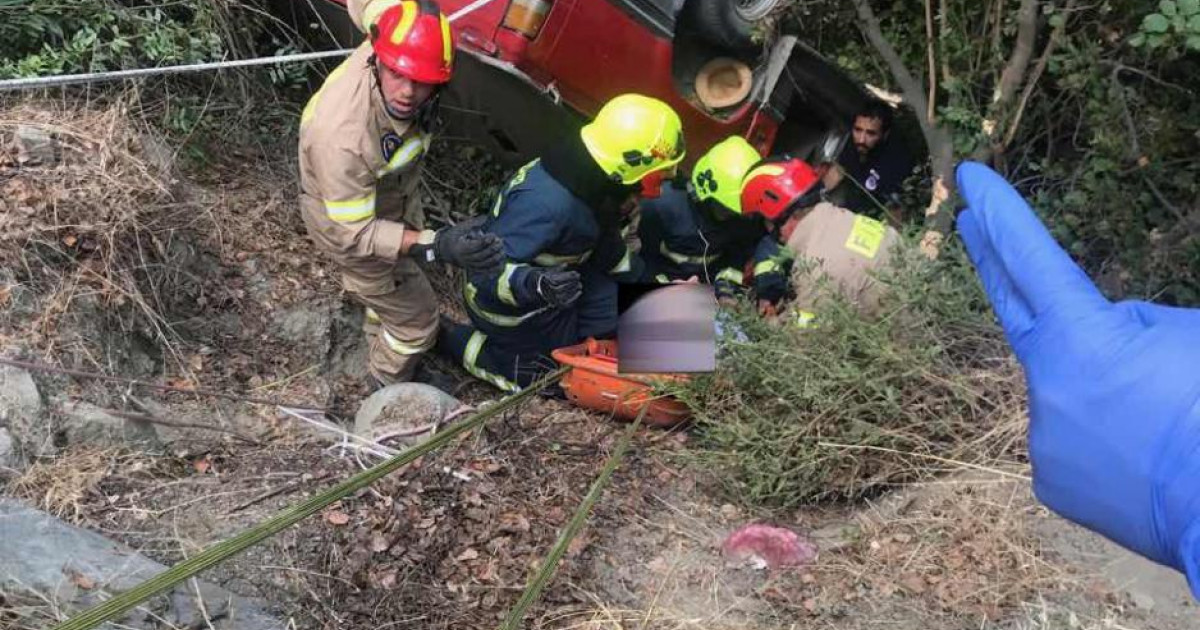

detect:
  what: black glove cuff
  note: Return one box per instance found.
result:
[410,229,439,264]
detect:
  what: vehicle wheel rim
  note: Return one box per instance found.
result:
[735,0,781,21]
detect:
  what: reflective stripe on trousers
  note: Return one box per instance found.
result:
[383,328,430,355]
[463,330,520,392]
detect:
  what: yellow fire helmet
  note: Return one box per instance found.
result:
[580,94,686,185]
[690,135,762,214]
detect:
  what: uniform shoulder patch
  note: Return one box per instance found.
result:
[381,132,404,162]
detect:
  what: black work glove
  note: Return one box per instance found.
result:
[410,218,505,274]
[527,267,582,308]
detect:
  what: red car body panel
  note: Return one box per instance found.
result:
[326,0,779,162]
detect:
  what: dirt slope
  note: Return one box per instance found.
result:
[0,98,1195,630]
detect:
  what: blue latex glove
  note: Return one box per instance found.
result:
[955,162,1200,599]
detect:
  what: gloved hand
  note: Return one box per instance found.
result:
[955,161,1200,598]
[527,267,582,308]
[410,216,505,273]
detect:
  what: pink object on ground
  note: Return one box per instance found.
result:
[722,524,819,570]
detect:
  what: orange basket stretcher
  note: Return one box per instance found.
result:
[550,338,692,428]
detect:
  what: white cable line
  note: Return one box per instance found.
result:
[0,49,355,91]
[448,0,501,22]
[0,0,502,92]
[276,406,399,459]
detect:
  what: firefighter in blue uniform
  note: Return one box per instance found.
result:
[438,94,686,391]
[637,136,790,310]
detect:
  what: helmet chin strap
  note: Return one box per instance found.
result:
[370,55,443,129]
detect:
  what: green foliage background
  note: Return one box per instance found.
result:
[0,0,314,163]
[0,0,308,78]
[784,0,1199,305]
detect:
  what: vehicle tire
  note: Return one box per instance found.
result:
[686,0,782,52]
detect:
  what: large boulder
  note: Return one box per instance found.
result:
[0,498,285,629]
[354,382,462,448]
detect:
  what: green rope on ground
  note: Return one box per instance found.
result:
[498,406,646,630]
[51,367,567,630]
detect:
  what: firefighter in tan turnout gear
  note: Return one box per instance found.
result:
[298,0,503,386]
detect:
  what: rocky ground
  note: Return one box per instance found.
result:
[0,98,1195,630]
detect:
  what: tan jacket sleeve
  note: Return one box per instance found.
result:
[347,0,403,33]
[302,139,408,262]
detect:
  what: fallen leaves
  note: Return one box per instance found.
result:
[497,512,530,534]
[192,455,214,475]
[324,510,351,526]
[66,569,95,590]
[370,532,391,552]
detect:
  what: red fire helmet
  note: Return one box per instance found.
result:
[370,0,454,85]
[739,157,822,222]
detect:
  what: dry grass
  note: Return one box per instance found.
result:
[0,95,202,371]
[540,471,1085,630]
[830,476,1067,621]
[1008,598,1140,630]
[6,446,137,522]
[676,242,1027,506]
[0,589,65,630]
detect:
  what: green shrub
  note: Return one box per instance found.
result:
[0,0,306,91]
[673,239,1024,508]
[0,0,223,77]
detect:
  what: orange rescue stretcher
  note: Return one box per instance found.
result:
[551,338,692,428]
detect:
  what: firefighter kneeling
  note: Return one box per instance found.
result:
[437,94,685,392]
[740,156,902,327]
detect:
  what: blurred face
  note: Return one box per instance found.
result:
[376,60,436,120]
[851,115,885,157]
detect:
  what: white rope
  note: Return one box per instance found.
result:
[447,0,502,22]
[276,406,399,459]
[0,0,504,92]
[0,49,355,92]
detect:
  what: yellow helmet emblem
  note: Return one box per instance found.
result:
[388,1,418,45]
[690,136,761,213]
[580,94,686,185]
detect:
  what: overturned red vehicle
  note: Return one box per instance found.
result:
[295,0,873,166]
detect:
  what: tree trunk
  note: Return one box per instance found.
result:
[851,0,957,258]
[974,0,1040,163]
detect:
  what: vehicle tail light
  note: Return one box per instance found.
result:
[503,0,553,38]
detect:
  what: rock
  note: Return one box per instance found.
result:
[354,382,462,446]
[275,303,333,347]
[59,401,161,450]
[0,269,35,319]
[0,364,48,456]
[0,427,16,471]
[810,521,862,552]
[138,133,175,181]
[0,498,286,630]
[327,302,369,382]
[14,125,57,166]
[1131,591,1156,610]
